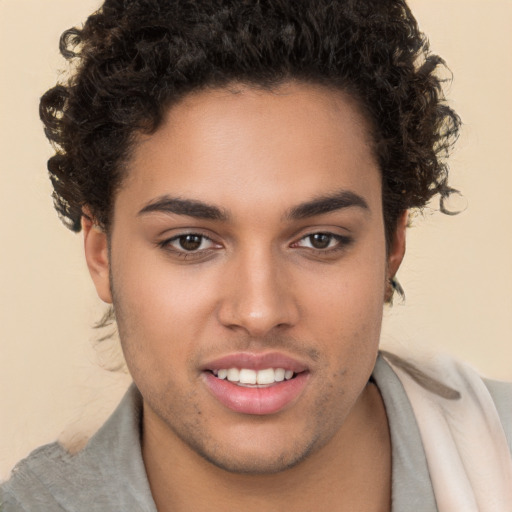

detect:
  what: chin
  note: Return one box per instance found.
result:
[199,443,316,475]
[172,413,323,475]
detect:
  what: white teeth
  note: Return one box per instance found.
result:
[227,368,240,382]
[256,368,275,385]
[239,369,257,384]
[214,367,295,385]
[274,368,285,382]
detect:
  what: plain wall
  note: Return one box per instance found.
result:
[1,0,511,479]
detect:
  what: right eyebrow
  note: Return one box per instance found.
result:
[137,196,229,221]
[284,189,370,220]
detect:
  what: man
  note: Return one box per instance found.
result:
[1,0,511,510]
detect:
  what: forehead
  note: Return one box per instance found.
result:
[118,82,381,219]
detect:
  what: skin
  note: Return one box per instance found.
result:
[83,82,406,511]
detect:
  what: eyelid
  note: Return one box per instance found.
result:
[290,230,354,255]
[157,230,223,258]
[295,233,345,248]
[155,227,352,260]
[170,234,215,249]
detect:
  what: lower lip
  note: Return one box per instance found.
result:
[203,372,309,415]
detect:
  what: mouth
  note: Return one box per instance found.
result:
[201,352,310,415]
[209,367,297,387]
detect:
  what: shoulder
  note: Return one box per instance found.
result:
[1,427,130,511]
[1,384,155,511]
[1,438,130,510]
[380,351,512,507]
[1,442,71,511]
[380,350,512,454]
[484,377,512,453]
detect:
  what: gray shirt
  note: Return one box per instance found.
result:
[2,355,511,511]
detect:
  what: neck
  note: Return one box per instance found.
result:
[142,383,391,512]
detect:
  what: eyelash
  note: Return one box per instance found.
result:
[291,233,353,255]
[157,232,353,259]
[157,233,219,259]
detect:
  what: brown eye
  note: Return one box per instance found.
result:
[158,232,221,259]
[178,234,203,251]
[308,233,332,249]
[292,232,352,253]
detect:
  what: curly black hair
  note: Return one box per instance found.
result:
[40,0,460,247]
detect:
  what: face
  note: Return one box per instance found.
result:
[84,82,405,474]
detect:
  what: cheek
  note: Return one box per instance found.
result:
[303,256,386,337]
[110,249,220,373]
[297,243,387,378]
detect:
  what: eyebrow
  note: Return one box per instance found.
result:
[138,196,229,221]
[138,189,369,222]
[285,190,369,220]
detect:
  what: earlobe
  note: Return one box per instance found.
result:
[82,215,113,304]
[385,211,408,302]
[387,210,408,278]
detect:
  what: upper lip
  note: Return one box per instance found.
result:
[201,352,309,373]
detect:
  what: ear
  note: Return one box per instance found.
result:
[82,214,112,304]
[386,210,408,288]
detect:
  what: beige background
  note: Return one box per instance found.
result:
[1,0,511,479]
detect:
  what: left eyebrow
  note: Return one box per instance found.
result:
[285,190,369,220]
[137,196,229,221]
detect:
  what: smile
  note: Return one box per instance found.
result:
[212,367,295,386]
[201,352,310,415]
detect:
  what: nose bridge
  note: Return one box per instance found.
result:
[218,243,297,336]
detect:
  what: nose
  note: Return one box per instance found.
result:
[217,247,299,337]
